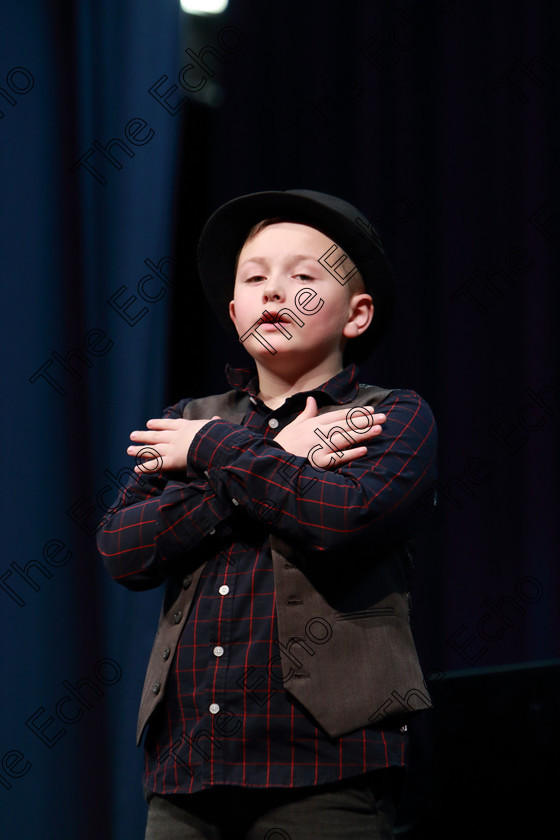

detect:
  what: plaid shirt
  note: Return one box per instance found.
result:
[98,362,437,794]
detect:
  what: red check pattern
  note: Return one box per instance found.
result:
[98,363,438,794]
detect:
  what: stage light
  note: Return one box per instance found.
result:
[179,0,229,14]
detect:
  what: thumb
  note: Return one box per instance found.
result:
[300,396,318,417]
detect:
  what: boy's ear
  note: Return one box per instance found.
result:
[228,300,237,328]
[343,294,374,340]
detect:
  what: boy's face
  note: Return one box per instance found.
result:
[228,222,373,373]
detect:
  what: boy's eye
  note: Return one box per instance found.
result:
[243,273,315,283]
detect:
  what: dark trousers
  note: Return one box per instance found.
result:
[144,769,403,840]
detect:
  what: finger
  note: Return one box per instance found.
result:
[134,459,162,475]
[131,446,164,472]
[305,396,318,413]
[297,396,318,419]
[127,444,166,457]
[353,410,387,426]
[347,411,387,433]
[308,445,365,470]
[343,422,385,440]
[318,422,384,455]
[313,447,369,470]
[331,447,369,466]
[315,408,386,429]
[145,418,181,429]
[129,431,163,444]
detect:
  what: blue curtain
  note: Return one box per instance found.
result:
[1,2,183,837]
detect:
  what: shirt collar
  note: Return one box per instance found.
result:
[224,362,361,406]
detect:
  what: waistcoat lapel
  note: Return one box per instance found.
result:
[181,389,250,425]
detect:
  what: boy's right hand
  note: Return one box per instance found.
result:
[273,396,386,470]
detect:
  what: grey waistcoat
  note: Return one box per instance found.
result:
[136,384,431,746]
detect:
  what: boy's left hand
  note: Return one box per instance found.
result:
[128,417,220,474]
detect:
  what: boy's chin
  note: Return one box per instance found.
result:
[244,342,329,370]
[245,346,304,366]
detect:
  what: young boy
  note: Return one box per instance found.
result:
[98,189,438,840]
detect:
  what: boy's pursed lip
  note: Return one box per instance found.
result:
[261,310,291,324]
[258,322,292,331]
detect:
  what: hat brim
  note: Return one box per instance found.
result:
[197,189,395,363]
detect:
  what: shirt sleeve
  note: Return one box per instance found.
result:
[185,389,438,554]
[97,400,235,590]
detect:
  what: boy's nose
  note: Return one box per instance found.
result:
[261,277,285,302]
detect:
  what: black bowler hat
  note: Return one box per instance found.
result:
[197,189,395,363]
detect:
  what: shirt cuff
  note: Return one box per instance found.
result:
[186,419,280,478]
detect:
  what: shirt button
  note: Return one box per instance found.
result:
[209,703,220,714]
[268,417,279,429]
[203,470,209,478]
[162,648,170,660]
[219,585,229,595]
[209,528,216,535]
[231,498,239,506]
[152,682,161,695]
[182,575,192,589]
[173,610,183,624]
[213,645,224,657]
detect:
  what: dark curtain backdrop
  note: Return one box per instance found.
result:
[1,1,558,838]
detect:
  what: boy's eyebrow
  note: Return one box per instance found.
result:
[238,254,320,269]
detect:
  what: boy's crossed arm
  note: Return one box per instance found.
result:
[125,393,436,555]
[99,399,376,589]
[146,390,436,554]
[127,397,386,473]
